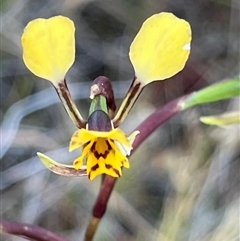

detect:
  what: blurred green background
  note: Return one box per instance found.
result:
[1,0,239,240]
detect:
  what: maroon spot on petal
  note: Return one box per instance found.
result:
[106,140,111,151]
[105,164,112,169]
[112,168,121,177]
[91,141,112,159]
[91,142,96,152]
[91,163,99,171]
[84,141,91,148]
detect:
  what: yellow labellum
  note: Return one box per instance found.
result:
[22,16,75,85]
[129,12,191,83]
[70,128,139,180]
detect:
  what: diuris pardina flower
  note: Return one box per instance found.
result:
[21,13,191,180]
[70,110,139,180]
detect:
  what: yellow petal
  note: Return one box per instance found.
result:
[129,12,191,83]
[107,129,132,147]
[108,140,130,168]
[87,151,121,180]
[84,139,127,180]
[128,130,140,145]
[22,16,75,85]
[69,128,131,152]
[69,130,94,152]
[73,156,84,170]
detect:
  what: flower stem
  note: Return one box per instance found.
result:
[84,176,117,240]
[0,220,69,241]
[132,95,190,151]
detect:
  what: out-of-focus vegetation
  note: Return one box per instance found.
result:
[1,0,239,240]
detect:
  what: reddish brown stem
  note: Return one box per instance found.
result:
[132,95,190,152]
[84,176,117,241]
[92,176,117,218]
[0,220,69,241]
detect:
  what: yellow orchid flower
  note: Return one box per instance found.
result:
[22,12,192,181]
[21,16,75,85]
[38,126,139,180]
[70,128,139,180]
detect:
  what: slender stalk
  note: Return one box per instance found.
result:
[84,218,101,241]
[0,220,69,241]
[84,176,117,241]
[132,94,190,151]
[55,79,86,128]
[113,77,144,127]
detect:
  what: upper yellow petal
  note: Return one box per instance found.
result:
[69,128,132,152]
[22,16,75,84]
[69,128,139,180]
[69,130,89,151]
[129,12,191,84]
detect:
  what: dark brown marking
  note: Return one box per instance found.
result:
[84,141,91,148]
[105,164,112,169]
[112,168,120,177]
[91,140,112,159]
[105,140,111,151]
[91,163,99,171]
